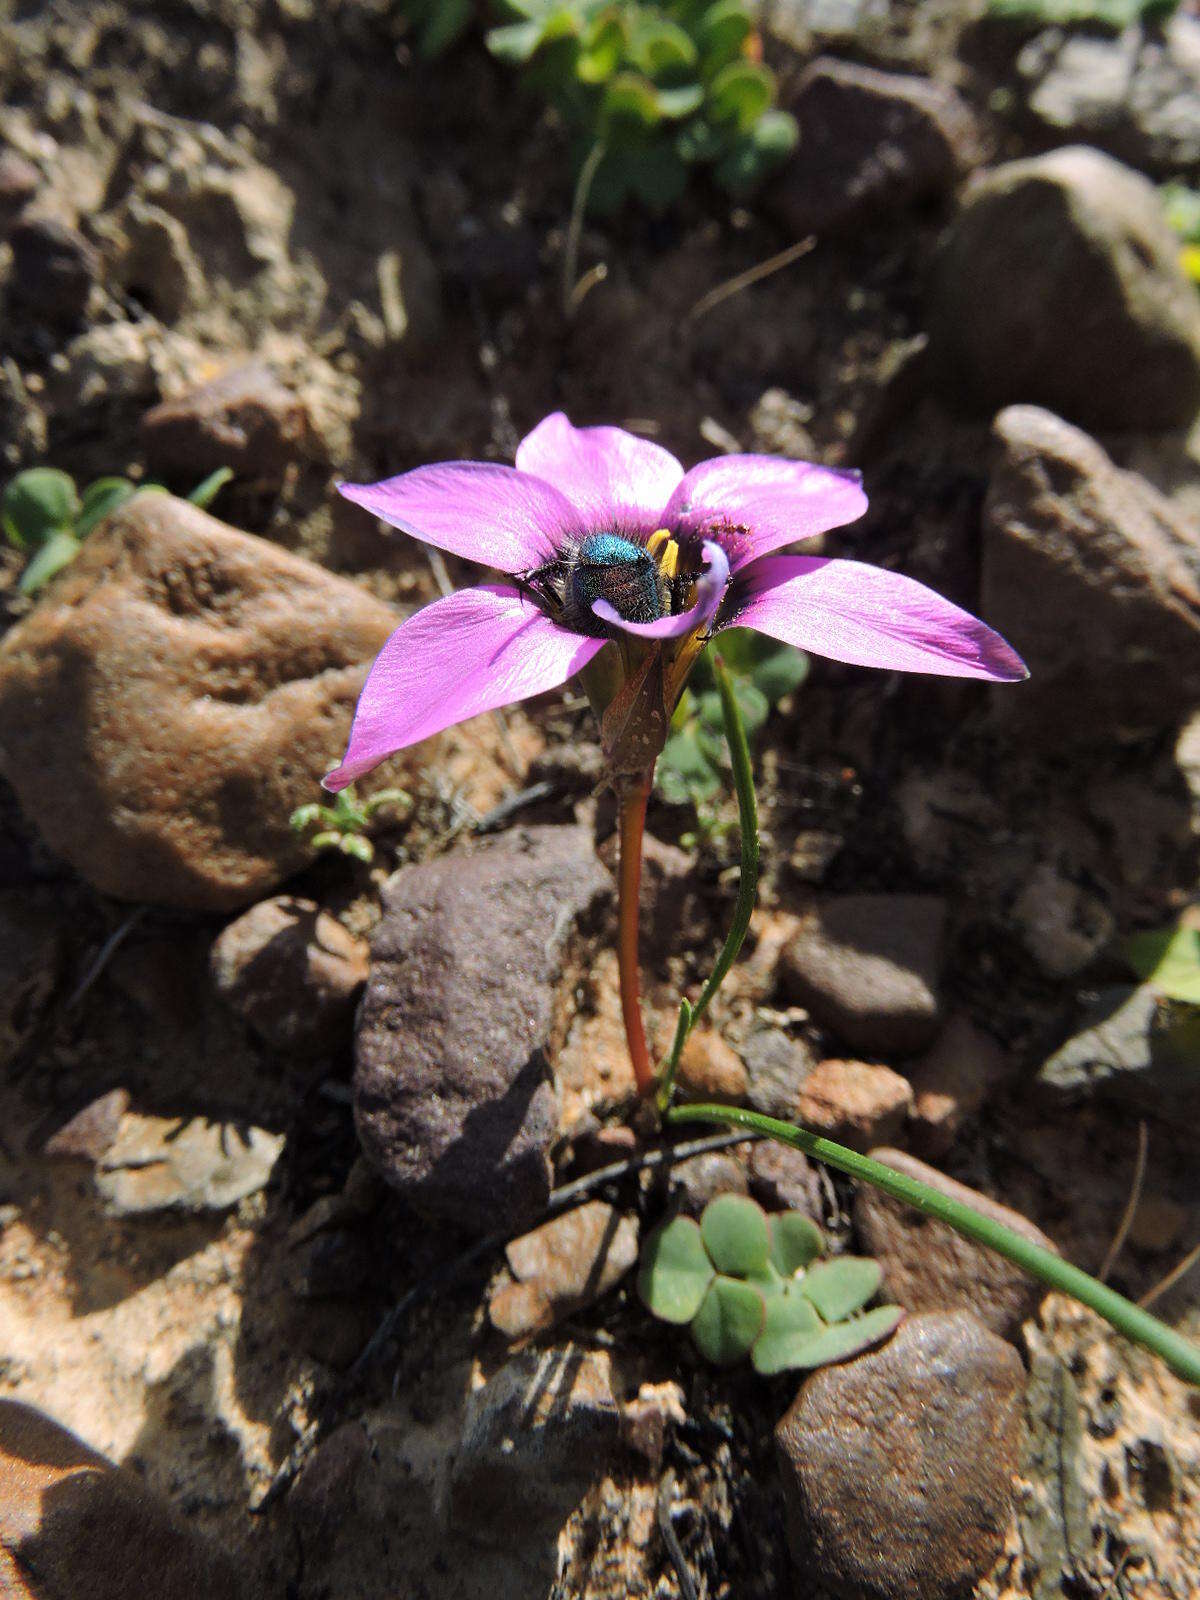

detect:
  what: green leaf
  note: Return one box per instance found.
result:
[768,1211,824,1277]
[577,15,625,82]
[603,72,664,127]
[628,17,697,78]
[2,467,79,550]
[655,83,705,119]
[697,1,752,74]
[700,1193,770,1276]
[707,60,773,131]
[339,834,375,863]
[486,19,550,63]
[416,0,473,57]
[639,1215,715,1323]
[714,110,798,195]
[691,1274,766,1364]
[676,116,726,165]
[750,642,809,704]
[801,1257,883,1322]
[754,1303,903,1372]
[1126,924,1200,1006]
[18,529,81,594]
[76,477,136,538]
[699,680,768,736]
[187,465,234,509]
[750,1283,822,1374]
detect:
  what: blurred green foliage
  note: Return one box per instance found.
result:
[1,465,231,596]
[398,1,797,214]
[657,626,807,843]
[1126,919,1200,1006]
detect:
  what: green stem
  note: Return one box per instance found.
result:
[656,655,760,1111]
[666,1102,1200,1387]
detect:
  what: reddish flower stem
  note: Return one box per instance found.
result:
[616,770,655,1096]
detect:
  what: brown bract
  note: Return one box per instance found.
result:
[0,492,397,910]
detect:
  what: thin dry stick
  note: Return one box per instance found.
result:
[1099,1119,1149,1284]
[657,1470,699,1600]
[562,140,607,319]
[1139,1241,1200,1311]
[67,906,147,1009]
[684,235,816,325]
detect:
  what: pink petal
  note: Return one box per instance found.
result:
[515,412,684,532]
[665,455,868,572]
[339,463,584,574]
[731,556,1029,681]
[324,585,605,790]
[593,539,730,640]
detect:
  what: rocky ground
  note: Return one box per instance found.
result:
[1,1,1200,1597]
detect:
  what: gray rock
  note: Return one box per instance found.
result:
[1016,16,1200,178]
[450,1344,623,1537]
[852,1147,1057,1342]
[1011,862,1115,980]
[775,1311,1026,1600]
[747,1140,824,1220]
[982,406,1200,742]
[8,212,98,324]
[742,1027,819,1118]
[669,1150,749,1216]
[771,57,980,236]
[931,146,1200,430]
[907,1015,1007,1158]
[95,1112,285,1215]
[354,826,610,1236]
[0,492,396,910]
[780,894,946,1054]
[1038,985,1200,1109]
[210,895,368,1055]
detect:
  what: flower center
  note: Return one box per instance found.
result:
[570,532,664,628]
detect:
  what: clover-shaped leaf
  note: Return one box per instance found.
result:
[751,1283,822,1374]
[757,1304,904,1373]
[801,1257,883,1322]
[701,1194,770,1277]
[2,467,79,550]
[768,1211,824,1277]
[691,1274,765,1365]
[638,1215,714,1323]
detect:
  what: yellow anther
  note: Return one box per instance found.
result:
[646,529,680,580]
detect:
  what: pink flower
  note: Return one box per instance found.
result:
[325,413,1026,791]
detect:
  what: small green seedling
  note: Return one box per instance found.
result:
[1163,183,1200,287]
[289,784,412,865]
[2,465,233,595]
[658,627,808,842]
[639,1192,903,1372]
[1126,917,1200,1006]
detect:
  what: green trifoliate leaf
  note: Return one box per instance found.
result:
[801,1257,883,1322]
[697,1,752,74]
[76,477,137,538]
[754,1303,903,1373]
[603,72,663,127]
[1126,924,1200,1006]
[699,680,767,736]
[691,1274,766,1364]
[628,16,697,77]
[768,1211,824,1277]
[707,61,773,131]
[750,642,809,704]
[18,529,81,594]
[750,1283,822,1373]
[639,1215,715,1323]
[700,1193,770,1276]
[2,467,79,550]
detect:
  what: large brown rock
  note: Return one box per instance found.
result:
[982,405,1200,743]
[931,146,1200,431]
[0,1399,240,1600]
[771,57,980,237]
[780,895,946,1055]
[354,825,611,1236]
[775,1312,1025,1600]
[0,492,397,909]
[853,1148,1058,1342]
